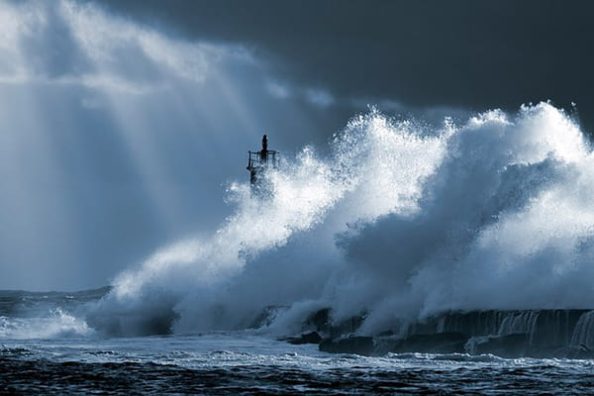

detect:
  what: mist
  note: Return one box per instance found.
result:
[87,102,594,337]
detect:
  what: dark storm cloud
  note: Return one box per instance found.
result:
[95,0,594,132]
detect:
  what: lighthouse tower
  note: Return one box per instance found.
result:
[247,134,278,192]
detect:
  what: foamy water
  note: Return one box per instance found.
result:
[2,325,594,394]
[81,103,594,338]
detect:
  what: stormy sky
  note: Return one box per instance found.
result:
[101,0,594,128]
[1,0,593,290]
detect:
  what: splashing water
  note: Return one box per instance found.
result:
[0,308,91,339]
[89,103,594,337]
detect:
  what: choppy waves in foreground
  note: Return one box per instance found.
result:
[2,333,594,394]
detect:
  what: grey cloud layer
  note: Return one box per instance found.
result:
[95,0,594,132]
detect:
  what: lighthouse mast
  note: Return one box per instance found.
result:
[246,134,278,193]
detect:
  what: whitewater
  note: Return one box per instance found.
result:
[3,104,594,393]
[84,102,594,338]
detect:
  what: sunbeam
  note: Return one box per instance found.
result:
[0,0,310,290]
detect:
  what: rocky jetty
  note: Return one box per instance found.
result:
[281,308,594,358]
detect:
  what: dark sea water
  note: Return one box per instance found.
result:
[1,290,593,395]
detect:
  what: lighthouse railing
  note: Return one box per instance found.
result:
[247,150,278,169]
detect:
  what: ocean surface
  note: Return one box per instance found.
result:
[1,290,593,395]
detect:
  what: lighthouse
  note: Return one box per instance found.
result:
[247,134,278,193]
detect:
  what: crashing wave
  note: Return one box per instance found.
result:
[88,103,594,343]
